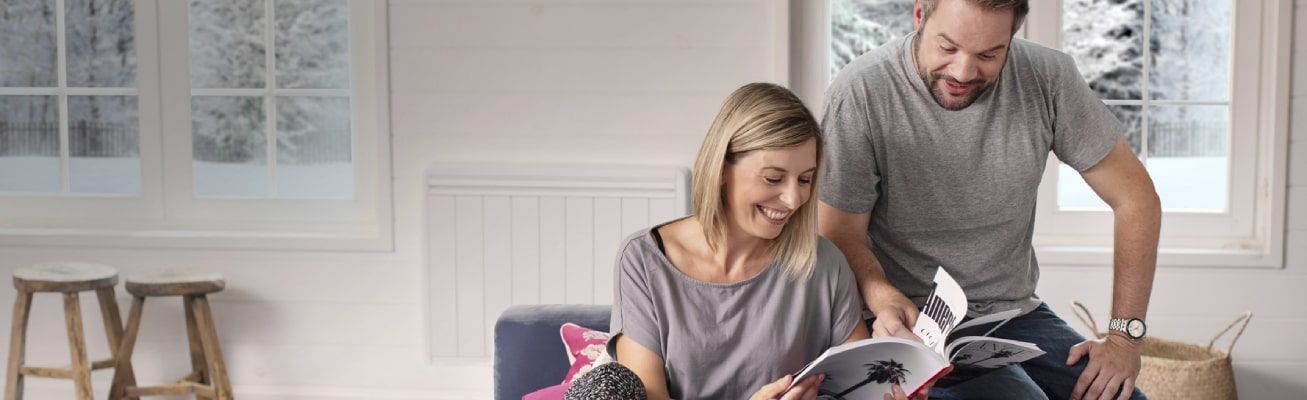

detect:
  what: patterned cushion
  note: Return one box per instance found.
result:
[560,322,613,385]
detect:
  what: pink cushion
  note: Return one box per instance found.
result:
[521,383,567,400]
[559,322,612,385]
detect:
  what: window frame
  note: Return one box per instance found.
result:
[0,0,393,251]
[792,0,1291,268]
[1024,0,1291,268]
[0,0,164,221]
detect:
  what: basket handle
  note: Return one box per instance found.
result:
[1206,312,1252,355]
[1070,301,1105,340]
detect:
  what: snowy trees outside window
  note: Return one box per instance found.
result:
[189,0,352,199]
[1059,0,1230,211]
[829,0,914,78]
[0,0,140,195]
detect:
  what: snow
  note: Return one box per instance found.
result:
[194,161,352,199]
[0,156,140,194]
[1058,157,1228,211]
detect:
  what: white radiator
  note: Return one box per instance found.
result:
[425,164,689,358]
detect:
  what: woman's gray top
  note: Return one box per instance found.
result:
[608,224,862,399]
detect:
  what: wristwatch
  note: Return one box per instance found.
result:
[1108,317,1147,340]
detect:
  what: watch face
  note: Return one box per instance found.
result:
[1126,319,1146,338]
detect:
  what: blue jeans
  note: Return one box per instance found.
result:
[873,303,1149,400]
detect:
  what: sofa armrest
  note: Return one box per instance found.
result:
[494,304,610,400]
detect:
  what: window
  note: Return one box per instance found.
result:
[0,0,141,195]
[819,0,1291,267]
[0,0,391,250]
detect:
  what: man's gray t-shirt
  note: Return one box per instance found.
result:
[608,225,861,399]
[820,32,1122,317]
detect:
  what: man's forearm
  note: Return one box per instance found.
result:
[827,233,895,298]
[1110,197,1161,321]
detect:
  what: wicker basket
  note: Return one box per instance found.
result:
[1071,302,1250,400]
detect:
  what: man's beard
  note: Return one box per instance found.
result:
[921,70,993,111]
[911,34,995,111]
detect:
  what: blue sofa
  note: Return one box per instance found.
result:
[494,304,611,400]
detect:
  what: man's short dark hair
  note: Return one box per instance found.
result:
[921,0,1030,35]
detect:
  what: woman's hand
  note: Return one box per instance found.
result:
[886,364,949,400]
[884,383,928,400]
[750,374,824,400]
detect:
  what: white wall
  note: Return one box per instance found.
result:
[0,0,1302,398]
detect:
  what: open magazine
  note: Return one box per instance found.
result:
[785,267,1044,399]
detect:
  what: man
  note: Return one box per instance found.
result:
[817,0,1161,399]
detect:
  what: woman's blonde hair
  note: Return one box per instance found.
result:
[691,82,825,280]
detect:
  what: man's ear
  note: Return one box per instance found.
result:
[912,0,925,31]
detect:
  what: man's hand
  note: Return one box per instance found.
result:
[1067,333,1141,400]
[818,202,923,343]
[865,284,922,341]
[751,374,823,400]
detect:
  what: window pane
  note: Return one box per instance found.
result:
[0,96,60,192]
[1148,0,1230,101]
[189,0,266,88]
[1056,164,1106,210]
[1147,105,1227,210]
[192,96,267,197]
[1056,105,1140,210]
[1110,105,1143,155]
[276,96,350,199]
[65,0,136,87]
[0,0,58,87]
[275,0,349,89]
[1063,0,1143,100]
[830,0,914,78]
[68,96,139,194]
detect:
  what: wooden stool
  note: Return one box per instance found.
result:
[6,262,134,400]
[109,269,232,400]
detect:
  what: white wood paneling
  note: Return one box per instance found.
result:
[390,93,719,142]
[388,2,771,50]
[1293,97,1306,142]
[1294,98,1307,141]
[539,196,567,304]
[453,196,485,356]
[1291,140,1307,187]
[425,165,688,357]
[510,196,542,305]
[564,197,595,304]
[593,198,623,305]
[392,48,769,95]
[426,195,458,357]
[1290,187,1307,231]
[482,196,513,353]
[621,197,652,239]
[649,197,679,224]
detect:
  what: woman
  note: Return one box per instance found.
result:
[604,83,926,400]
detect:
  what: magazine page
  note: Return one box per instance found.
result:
[913,267,967,354]
[945,337,1045,370]
[789,337,949,400]
[946,308,1022,344]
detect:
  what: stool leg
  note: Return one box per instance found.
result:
[192,296,234,400]
[97,289,136,392]
[184,296,208,385]
[5,291,33,400]
[62,293,93,400]
[109,297,144,400]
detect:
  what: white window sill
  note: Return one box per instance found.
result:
[0,223,393,252]
[1035,244,1284,269]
